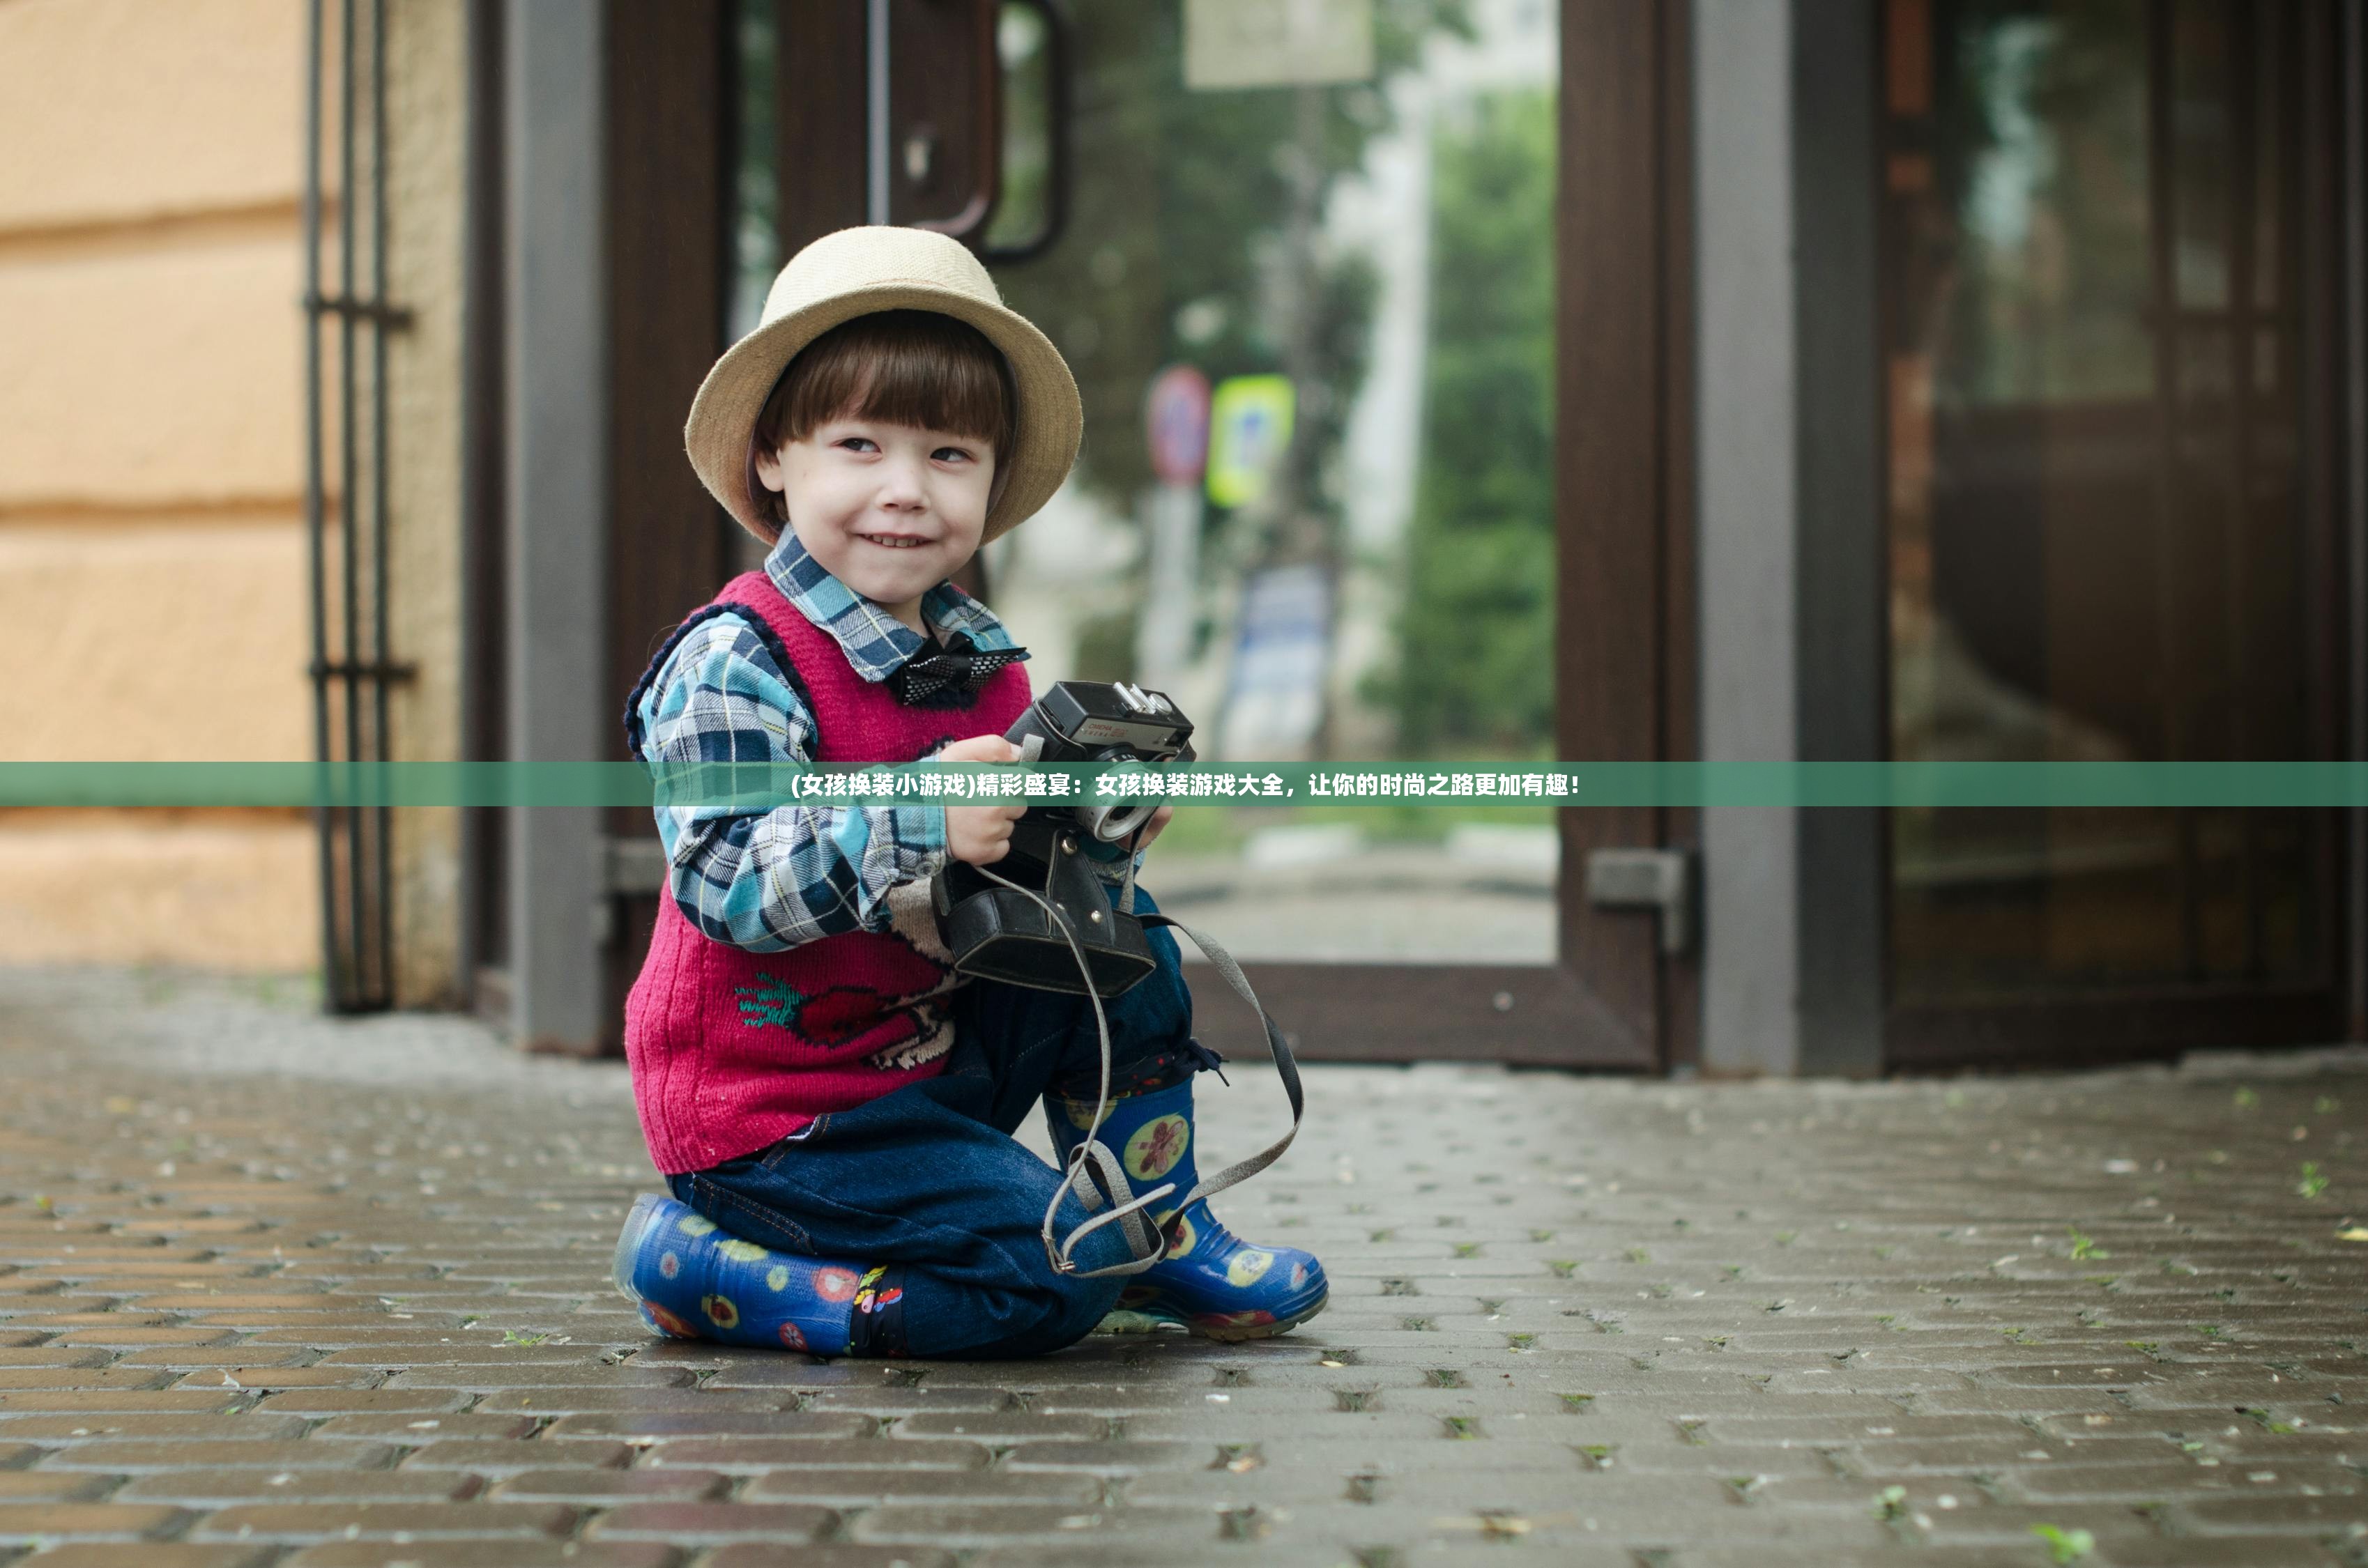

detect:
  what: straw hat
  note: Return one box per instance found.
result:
[684,225,1082,544]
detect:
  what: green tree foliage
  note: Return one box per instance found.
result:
[987,0,1469,555]
[1369,89,1556,753]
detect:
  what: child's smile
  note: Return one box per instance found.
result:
[754,416,996,633]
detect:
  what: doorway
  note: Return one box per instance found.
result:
[595,0,1703,1068]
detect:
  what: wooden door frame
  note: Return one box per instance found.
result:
[599,0,740,1052]
[1539,0,1699,1073]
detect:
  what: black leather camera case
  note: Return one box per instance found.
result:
[930,817,1157,997]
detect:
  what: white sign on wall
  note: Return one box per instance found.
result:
[1184,0,1375,91]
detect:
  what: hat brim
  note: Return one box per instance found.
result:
[683,282,1083,544]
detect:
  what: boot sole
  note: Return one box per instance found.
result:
[1186,1289,1331,1343]
[1090,1289,1330,1343]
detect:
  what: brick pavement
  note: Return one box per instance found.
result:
[0,966,2362,1567]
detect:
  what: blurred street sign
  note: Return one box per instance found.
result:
[1145,364,1213,484]
[1205,374,1295,509]
[1184,0,1375,91]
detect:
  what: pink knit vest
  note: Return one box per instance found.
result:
[623,570,1032,1174]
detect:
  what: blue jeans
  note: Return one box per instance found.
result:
[666,885,1197,1360]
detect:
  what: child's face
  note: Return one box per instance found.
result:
[755,415,996,632]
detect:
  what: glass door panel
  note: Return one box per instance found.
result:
[1882,0,2338,1013]
[739,0,1566,967]
[980,1,1559,966]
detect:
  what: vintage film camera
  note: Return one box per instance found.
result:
[931,682,1194,997]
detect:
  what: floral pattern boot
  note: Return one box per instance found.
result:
[1046,1078,1328,1341]
[612,1193,901,1355]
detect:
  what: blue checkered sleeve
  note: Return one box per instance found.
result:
[635,612,949,953]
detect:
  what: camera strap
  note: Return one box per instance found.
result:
[968,859,1306,1282]
[1133,912,1305,1225]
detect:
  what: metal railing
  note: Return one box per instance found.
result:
[302,0,414,1011]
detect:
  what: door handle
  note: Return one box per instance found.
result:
[978,0,1071,262]
[1584,847,1700,958]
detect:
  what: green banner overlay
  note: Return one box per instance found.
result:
[6,761,2368,809]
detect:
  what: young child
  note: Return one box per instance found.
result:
[611,226,1327,1359]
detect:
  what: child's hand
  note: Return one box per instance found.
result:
[937,735,1025,866]
[1134,804,1174,849]
[935,735,1021,766]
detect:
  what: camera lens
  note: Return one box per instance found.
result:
[1080,800,1159,843]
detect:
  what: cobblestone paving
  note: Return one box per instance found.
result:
[0,968,2362,1567]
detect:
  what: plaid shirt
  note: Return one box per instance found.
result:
[635,531,1137,953]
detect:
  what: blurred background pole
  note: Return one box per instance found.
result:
[1137,481,1205,698]
[1138,364,1214,699]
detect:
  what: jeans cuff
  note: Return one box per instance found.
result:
[1049,1036,1223,1102]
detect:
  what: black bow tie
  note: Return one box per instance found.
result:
[887,631,1028,707]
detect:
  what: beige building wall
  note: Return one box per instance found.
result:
[0,0,468,1000]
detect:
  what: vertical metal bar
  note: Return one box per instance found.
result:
[369,0,394,1005]
[338,0,366,1010]
[1789,0,1888,1075]
[504,0,612,1053]
[459,0,505,1010]
[2273,0,2338,1001]
[2346,0,2368,1028]
[303,0,338,1008]
[2226,0,2261,978]
[2272,0,2320,990]
[2147,0,2204,979]
[1656,0,1700,1069]
[2286,0,2337,996]
[867,0,892,223]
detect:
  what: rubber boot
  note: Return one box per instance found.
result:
[1045,1077,1327,1341]
[612,1193,901,1355]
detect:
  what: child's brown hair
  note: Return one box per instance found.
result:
[744,309,1017,539]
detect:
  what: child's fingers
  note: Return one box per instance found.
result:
[945,802,1024,866]
[938,735,1021,764]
